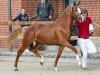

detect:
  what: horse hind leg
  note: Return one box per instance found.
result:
[64,41,81,67]
[14,37,34,71]
[14,45,28,71]
[30,41,44,65]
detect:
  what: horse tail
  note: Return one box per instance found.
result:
[5,28,23,47]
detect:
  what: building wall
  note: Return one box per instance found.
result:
[0,0,100,49]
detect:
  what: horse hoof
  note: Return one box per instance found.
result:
[55,67,59,72]
[78,64,82,68]
[82,67,88,70]
[14,69,18,71]
[14,67,18,71]
[78,61,81,66]
[40,62,43,65]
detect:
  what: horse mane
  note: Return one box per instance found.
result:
[55,5,72,22]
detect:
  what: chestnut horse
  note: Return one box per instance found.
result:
[6,2,81,71]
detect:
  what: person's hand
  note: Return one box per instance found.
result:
[8,20,12,25]
[49,15,52,19]
[92,22,100,27]
[89,31,94,36]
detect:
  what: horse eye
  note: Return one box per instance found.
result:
[75,10,77,11]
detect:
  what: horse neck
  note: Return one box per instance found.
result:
[56,9,74,32]
[62,15,73,33]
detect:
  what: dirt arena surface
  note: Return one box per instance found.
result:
[0,48,100,75]
[0,61,100,75]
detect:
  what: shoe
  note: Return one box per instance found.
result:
[25,49,30,52]
[82,67,88,70]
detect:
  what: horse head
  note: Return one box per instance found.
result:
[70,1,81,20]
[57,1,81,31]
[60,1,81,22]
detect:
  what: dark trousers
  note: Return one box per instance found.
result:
[39,44,46,51]
[69,40,77,46]
[29,43,34,50]
[39,17,50,21]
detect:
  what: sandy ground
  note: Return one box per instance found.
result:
[0,61,100,75]
[0,49,100,75]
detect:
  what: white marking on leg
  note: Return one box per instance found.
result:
[55,67,58,72]
[76,55,80,60]
[76,55,81,66]
[41,55,44,63]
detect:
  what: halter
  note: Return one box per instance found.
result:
[74,7,82,20]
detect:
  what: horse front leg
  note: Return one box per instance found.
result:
[54,45,65,71]
[14,47,26,71]
[30,42,44,65]
[65,41,81,67]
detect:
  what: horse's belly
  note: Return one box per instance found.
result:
[36,30,59,45]
[45,40,59,45]
[37,38,59,45]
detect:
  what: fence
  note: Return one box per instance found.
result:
[0,21,100,51]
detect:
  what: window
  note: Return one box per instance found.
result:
[65,0,80,8]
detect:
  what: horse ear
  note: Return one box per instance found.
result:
[77,1,81,6]
[73,1,81,6]
[73,1,77,6]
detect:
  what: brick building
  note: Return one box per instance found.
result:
[0,0,100,49]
